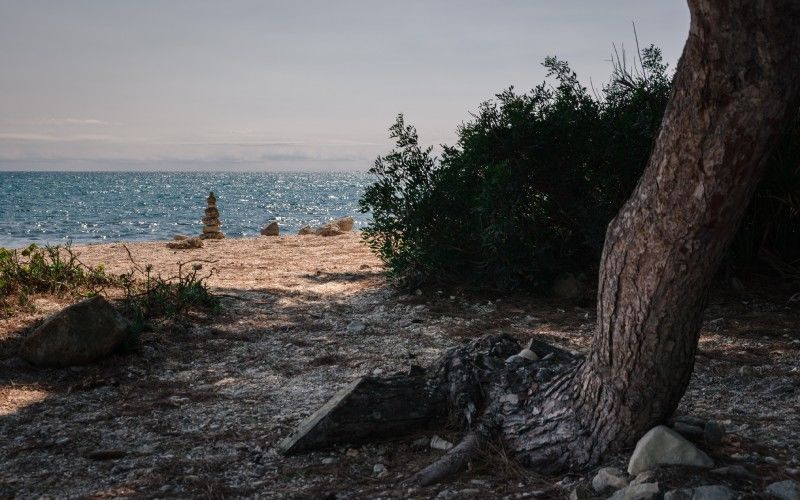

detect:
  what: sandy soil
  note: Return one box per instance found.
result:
[1,233,799,498]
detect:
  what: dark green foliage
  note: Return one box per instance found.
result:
[360,45,800,291]
[0,243,110,314]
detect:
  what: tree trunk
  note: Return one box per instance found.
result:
[500,0,800,469]
[282,0,800,481]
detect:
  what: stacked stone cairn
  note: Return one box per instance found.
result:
[200,191,225,240]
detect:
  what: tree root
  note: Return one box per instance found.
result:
[404,431,481,486]
[280,333,583,485]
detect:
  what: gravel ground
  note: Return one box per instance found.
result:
[0,233,798,498]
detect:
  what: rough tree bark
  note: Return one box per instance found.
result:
[500,0,800,470]
[281,0,800,483]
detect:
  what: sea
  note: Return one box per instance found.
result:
[0,171,372,248]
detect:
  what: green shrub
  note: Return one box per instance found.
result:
[117,254,220,333]
[0,243,111,314]
[360,45,800,291]
[0,243,219,328]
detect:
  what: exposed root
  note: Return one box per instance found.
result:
[404,431,481,486]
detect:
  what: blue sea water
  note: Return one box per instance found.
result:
[0,171,372,248]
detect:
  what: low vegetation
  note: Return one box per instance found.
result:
[117,246,220,332]
[360,45,800,291]
[0,243,110,315]
[0,242,218,328]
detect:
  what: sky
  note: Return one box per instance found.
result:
[0,1,690,171]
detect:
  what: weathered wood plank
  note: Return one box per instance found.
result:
[279,373,445,454]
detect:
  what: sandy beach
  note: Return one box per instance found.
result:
[1,234,799,498]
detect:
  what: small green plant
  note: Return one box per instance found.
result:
[0,243,111,315]
[117,246,220,332]
[0,243,219,328]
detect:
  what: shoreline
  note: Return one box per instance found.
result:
[0,229,367,250]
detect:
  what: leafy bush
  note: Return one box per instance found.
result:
[0,243,110,314]
[117,249,220,332]
[360,45,800,291]
[0,243,219,328]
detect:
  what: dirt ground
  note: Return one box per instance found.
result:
[1,233,799,499]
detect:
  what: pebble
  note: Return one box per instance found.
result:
[373,463,387,476]
[591,466,629,493]
[430,435,454,451]
[346,320,367,334]
[609,481,659,500]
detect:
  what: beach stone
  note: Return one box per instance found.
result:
[332,216,354,232]
[430,435,454,451]
[298,225,314,235]
[608,481,659,500]
[167,237,203,249]
[630,471,657,486]
[766,480,800,500]
[20,295,131,367]
[316,223,344,237]
[663,485,735,500]
[591,466,629,493]
[627,426,714,475]
[346,320,367,334]
[260,221,279,236]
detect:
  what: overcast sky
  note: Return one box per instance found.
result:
[0,1,690,171]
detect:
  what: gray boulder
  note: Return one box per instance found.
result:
[316,223,344,237]
[332,216,354,232]
[766,480,800,500]
[19,295,131,367]
[592,466,629,493]
[627,425,714,475]
[260,221,279,236]
[663,485,735,500]
[608,481,659,500]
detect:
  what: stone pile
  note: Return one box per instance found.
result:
[200,191,225,240]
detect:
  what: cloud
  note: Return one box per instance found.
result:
[36,118,113,126]
[0,132,119,142]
